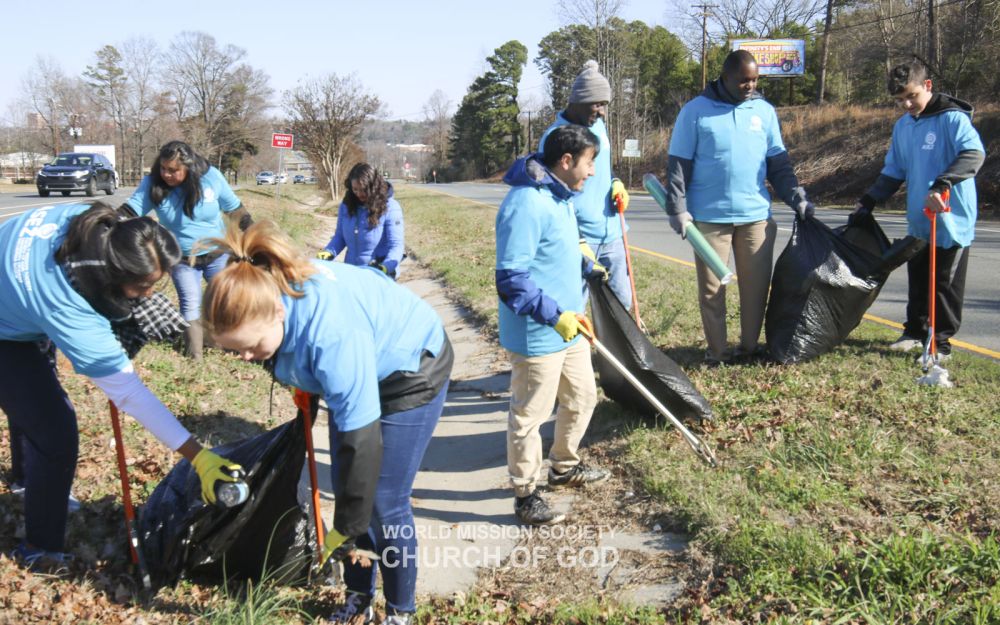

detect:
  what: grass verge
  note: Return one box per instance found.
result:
[396,184,1000,624]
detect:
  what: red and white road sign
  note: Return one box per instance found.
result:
[272,133,294,149]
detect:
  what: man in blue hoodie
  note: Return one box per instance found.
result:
[851,59,985,359]
[496,125,611,526]
[665,49,812,366]
[540,60,632,310]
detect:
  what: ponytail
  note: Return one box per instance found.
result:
[201,221,316,335]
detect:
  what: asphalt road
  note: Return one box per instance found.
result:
[421,181,1000,358]
[2,183,995,357]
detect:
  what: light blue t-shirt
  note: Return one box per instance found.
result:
[539,114,622,246]
[0,203,130,377]
[881,110,984,248]
[668,95,786,223]
[272,261,445,432]
[127,166,240,254]
[496,185,584,356]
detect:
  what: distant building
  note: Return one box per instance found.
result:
[25,113,46,129]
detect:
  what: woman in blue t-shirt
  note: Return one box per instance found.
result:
[126,140,253,359]
[0,202,242,571]
[317,163,405,279]
[202,222,450,625]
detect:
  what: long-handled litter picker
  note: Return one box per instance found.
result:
[917,190,953,388]
[292,389,328,566]
[614,195,644,330]
[577,319,718,467]
[108,401,152,590]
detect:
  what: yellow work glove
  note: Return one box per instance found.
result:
[554,311,592,342]
[316,250,334,261]
[191,449,242,504]
[320,528,351,568]
[579,239,608,281]
[611,179,630,212]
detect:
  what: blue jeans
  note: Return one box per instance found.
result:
[170,253,228,321]
[335,382,449,614]
[588,238,632,311]
[0,341,78,552]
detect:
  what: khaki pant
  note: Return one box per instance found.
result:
[506,339,597,498]
[694,219,777,361]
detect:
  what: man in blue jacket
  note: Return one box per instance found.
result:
[540,60,632,310]
[496,125,611,526]
[665,49,812,366]
[851,59,985,359]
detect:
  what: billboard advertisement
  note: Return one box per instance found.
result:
[731,39,806,76]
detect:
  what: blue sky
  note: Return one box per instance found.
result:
[5,0,674,121]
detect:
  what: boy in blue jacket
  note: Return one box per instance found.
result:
[496,125,611,526]
[851,60,985,358]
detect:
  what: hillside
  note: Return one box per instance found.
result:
[779,103,999,214]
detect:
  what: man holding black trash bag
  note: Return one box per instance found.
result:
[850,59,984,360]
[665,49,814,367]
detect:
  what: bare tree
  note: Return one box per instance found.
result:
[84,45,130,179]
[164,31,271,161]
[21,57,75,156]
[285,73,381,199]
[121,37,161,179]
[710,0,826,36]
[422,89,452,165]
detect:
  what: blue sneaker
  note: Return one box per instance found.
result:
[10,542,74,574]
[10,482,81,513]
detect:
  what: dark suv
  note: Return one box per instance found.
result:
[36,152,117,197]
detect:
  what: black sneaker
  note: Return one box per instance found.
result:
[547,463,611,489]
[514,491,565,525]
[327,591,374,624]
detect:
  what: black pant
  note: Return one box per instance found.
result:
[0,341,78,551]
[902,244,970,353]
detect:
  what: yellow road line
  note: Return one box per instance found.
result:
[631,244,999,360]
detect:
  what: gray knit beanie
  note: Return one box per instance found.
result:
[569,60,612,104]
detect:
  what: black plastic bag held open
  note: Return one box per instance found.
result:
[588,278,714,422]
[765,213,925,363]
[138,415,313,590]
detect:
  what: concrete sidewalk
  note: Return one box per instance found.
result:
[298,268,688,605]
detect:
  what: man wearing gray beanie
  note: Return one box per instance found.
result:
[539,60,633,311]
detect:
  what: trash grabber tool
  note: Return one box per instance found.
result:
[293,389,328,565]
[917,189,953,388]
[615,195,643,329]
[576,319,718,467]
[108,400,152,589]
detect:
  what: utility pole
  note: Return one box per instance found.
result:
[928,0,938,71]
[694,4,717,90]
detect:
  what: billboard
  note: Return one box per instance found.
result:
[731,39,805,76]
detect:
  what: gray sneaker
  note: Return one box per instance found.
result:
[514,491,565,525]
[889,335,923,352]
[383,614,413,625]
[548,463,611,489]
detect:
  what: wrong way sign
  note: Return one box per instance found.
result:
[272,133,294,149]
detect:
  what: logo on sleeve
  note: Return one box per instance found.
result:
[922,131,937,151]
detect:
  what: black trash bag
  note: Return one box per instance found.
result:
[138,415,314,590]
[588,278,714,422]
[765,213,926,363]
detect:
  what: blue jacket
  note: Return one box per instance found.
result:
[0,203,130,377]
[539,114,622,246]
[324,185,405,274]
[666,80,803,223]
[495,155,587,357]
[272,260,445,432]
[126,166,241,255]
[872,94,985,248]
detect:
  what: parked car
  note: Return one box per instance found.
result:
[293,174,317,184]
[256,171,276,185]
[36,152,117,197]
[275,172,288,184]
